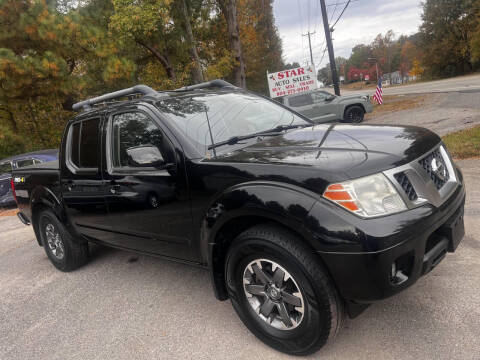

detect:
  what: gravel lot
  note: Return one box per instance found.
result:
[1,91,480,359]
[365,91,480,136]
[0,157,479,360]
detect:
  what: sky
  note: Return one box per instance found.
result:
[273,0,424,69]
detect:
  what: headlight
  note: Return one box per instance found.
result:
[323,173,407,218]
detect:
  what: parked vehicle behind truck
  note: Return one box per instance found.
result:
[11,80,465,355]
[0,149,58,207]
[282,89,373,123]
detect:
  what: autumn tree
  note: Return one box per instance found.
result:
[217,0,247,88]
[0,0,134,156]
[237,0,283,93]
[0,0,286,157]
[284,62,300,70]
[420,0,478,77]
[470,0,480,63]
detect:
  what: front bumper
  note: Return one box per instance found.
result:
[309,170,466,303]
[364,100,374,113]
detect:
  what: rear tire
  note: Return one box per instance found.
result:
[225,224,344,355]
[343,105,365,123]
[38,209,89,272]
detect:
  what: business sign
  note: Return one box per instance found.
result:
[267,66,318,98]
[365,74,370,81]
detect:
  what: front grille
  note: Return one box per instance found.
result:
[419,148,450,189]
[394,172,418,201]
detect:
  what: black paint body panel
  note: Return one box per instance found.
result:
[11,91,465,305]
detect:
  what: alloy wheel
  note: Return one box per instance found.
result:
[243,259,304,330]
[45,223,65,260]
[348,108,363,123]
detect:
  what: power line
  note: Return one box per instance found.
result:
[330,0,352,29]
[329,1,338,23]
[326,0,359,7]
[317,47,328,68]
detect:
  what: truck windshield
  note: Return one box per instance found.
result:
[0,162,12,174]
[156,92,310,155]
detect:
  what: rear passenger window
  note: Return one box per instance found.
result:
[288,94,313,107]
[69,118,100,169]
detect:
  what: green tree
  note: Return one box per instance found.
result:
[420,0,478,77]
[0,0,134,153]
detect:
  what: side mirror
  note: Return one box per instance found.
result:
[326,95,335,102]
[126,145,165,168]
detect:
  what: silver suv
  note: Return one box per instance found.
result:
[282,90,373,123]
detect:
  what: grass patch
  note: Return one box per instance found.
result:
[369,94,430,115]
[442,125,480,159]
[342,82,377,91]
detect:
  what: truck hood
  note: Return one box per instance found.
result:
[333,94,367,103]
[207,124,441,180]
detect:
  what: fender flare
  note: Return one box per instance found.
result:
[201,181,320,300]
[30,186,68,246]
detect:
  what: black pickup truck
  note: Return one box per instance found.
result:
[12,80,465,355]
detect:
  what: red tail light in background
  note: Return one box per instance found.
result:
[10,178,18,204]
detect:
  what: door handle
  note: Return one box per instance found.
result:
[66,181,75,192]
[110,184,121,194]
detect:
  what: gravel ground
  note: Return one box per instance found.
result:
[0,158,479,360]
[365,91,480,136]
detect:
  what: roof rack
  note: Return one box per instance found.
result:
[72,79,238,112]
[173,79,238,92]
[72,85,156,112]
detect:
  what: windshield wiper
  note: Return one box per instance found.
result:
[208,124,307,150]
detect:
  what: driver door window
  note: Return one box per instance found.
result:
[111,112,171,171]
[312,92,328,103]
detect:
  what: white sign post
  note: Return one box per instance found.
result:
[267,66,318,98]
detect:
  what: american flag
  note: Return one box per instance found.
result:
[373,77,383,104]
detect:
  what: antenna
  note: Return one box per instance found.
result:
[204,105,217,158]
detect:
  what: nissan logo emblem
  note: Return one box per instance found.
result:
[431,156,447,181]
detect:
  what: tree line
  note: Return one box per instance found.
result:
[0,0,284,158]
[318,0,480,85]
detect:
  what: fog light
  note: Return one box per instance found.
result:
[390,261,409,285]
[390,262,397,280]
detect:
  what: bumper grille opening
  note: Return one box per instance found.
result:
[394,172,418,201]
[425,233,444,254]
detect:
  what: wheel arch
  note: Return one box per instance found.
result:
[202,181,331,301]
[30,186,63,246]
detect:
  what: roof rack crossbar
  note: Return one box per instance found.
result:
[72,84,156,112]
[173,79,238,92]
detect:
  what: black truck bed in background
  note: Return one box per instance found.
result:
[15,160,60,171]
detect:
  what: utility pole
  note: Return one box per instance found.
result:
[368,57,379,80]
[302,31,315,69]
[319,0,340,95]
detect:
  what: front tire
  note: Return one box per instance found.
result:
[38,209,89,272]
[225,224,343,355]
[343,105,365,123]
